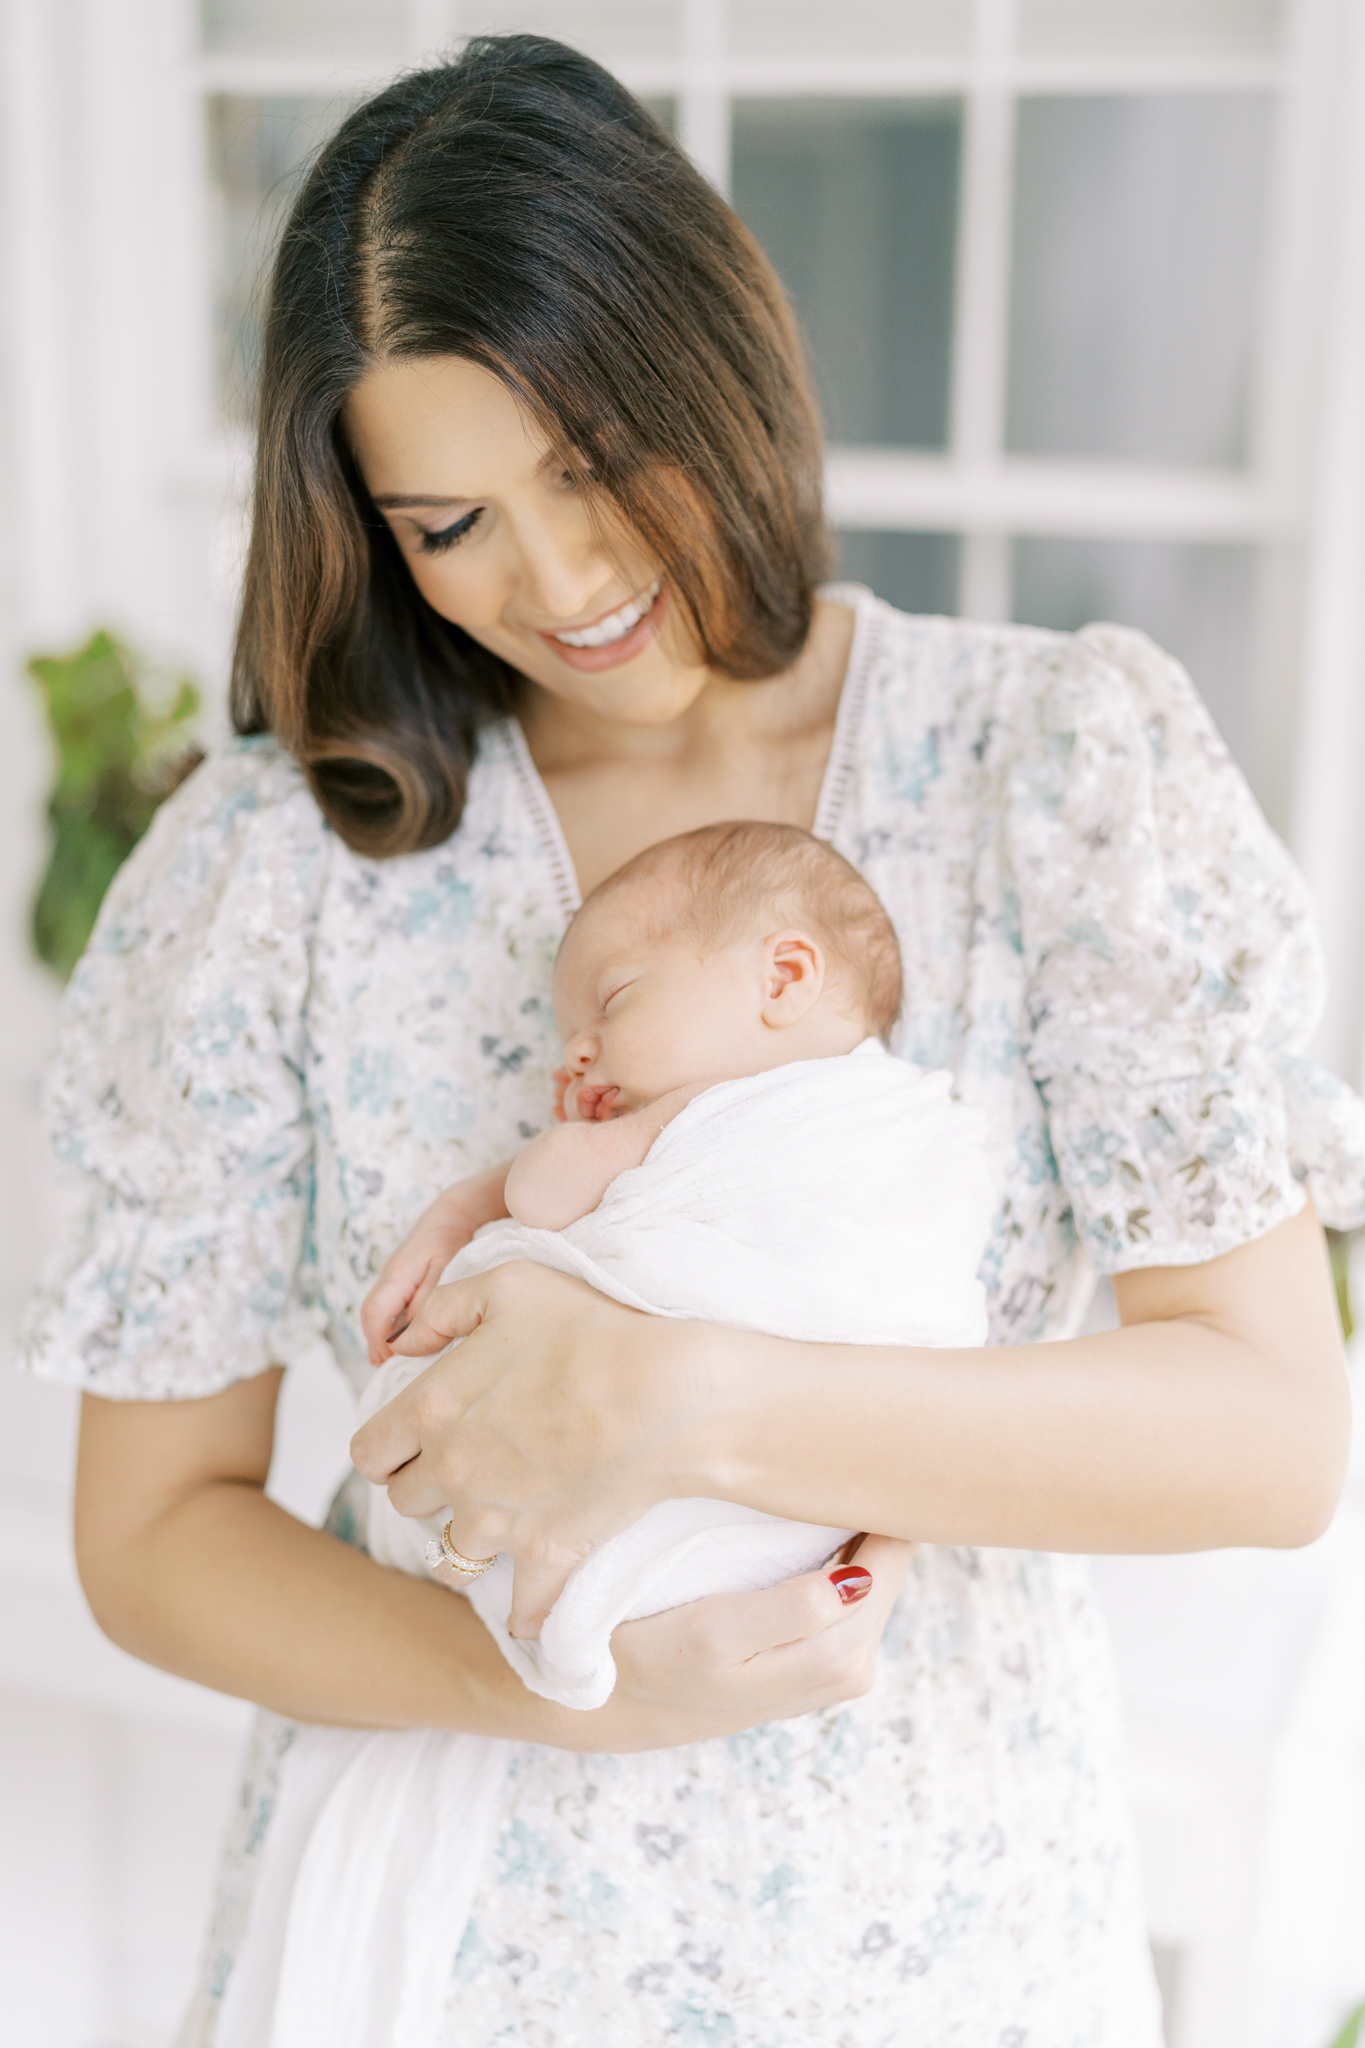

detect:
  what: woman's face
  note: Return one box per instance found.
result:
[346,355,711,727]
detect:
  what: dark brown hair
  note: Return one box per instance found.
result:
[231,34,830,857]
[573,821,905,1043]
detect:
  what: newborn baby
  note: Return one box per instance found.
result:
[227,823,998,2048]
[359,819,996,1708]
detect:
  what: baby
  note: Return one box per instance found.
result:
[364,817,913,1369]
[359,818,996,1698]
[241,824,998,2048]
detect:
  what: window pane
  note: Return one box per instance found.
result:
[458,2,680,61]
[1012,537,1256,768]
[1007,95,1273,467]
[732,100,961,449]
[836,531,960,616]
[208,95,351,426]
[1018,0,1284,60]
[201,0,406,57]
[641,96,677,136]
[729,0,970,60]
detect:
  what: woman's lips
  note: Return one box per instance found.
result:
[535,583,669,673]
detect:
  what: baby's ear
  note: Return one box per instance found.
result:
[759,930,825,1028]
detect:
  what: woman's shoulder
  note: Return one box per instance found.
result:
[80,733,330,965]
[142,730,325,864]
[850,589,1188,737]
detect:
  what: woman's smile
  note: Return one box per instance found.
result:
[536,580,668,673]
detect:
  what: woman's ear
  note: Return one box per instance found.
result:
[758,931,826,1029]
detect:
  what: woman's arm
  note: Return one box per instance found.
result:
[74,1373,906,1744]
[353,1201,1350,1636]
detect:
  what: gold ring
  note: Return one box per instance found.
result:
[424,1520,497,1579]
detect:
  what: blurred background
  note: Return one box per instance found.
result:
[3,2,1365,2043]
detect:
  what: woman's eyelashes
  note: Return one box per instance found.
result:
[417,507,484,555]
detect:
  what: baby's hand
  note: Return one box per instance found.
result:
[360,1166,513,1365]
[361,1231,457,1367]
[574,1082,621,1122]
[553,1068,623,1123]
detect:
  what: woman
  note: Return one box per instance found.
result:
[23,34,1363,2046]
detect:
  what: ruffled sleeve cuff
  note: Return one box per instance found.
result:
[17,1179,328,1400]
[1041,1033,1307,1272]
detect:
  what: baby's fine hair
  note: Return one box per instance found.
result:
[577,821,904,1043]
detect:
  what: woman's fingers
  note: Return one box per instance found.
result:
[695,1566,855,1663]
[608,1537,918,1736]
[387,1272,492,1358]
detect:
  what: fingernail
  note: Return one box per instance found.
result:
[830,1566,872,1604]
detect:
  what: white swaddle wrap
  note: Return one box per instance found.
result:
[217,1044,995,2048]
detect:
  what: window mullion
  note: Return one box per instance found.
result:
[952,0,1018,617]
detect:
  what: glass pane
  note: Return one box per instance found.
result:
[732,100,961,449]
[208,95,353,426]
[641,96,677,136]
[201,0,407,57]
[836,531,959,616]
[1012,537,1256,769]
[730,0,970,60]
[1007,95,1274,467]
[1018,0,1285,60]
[458,1,681,62]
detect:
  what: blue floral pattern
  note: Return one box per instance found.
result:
[22,594,1365,2044]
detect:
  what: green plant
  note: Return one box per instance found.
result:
[1328,2004,1365,2048]
[28,629,202,979]
[1327,1229,1357,1343]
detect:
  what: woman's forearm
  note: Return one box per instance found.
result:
[75,1378,553,1735]
[690,1204,1350,1553]
[90,1476,562,1733]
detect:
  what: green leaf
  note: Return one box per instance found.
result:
[1328,2003,1365,2048]
[27,629,203,979]
[1327,1229,1356,1344]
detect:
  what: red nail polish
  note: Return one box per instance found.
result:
[830,1566,872,1604]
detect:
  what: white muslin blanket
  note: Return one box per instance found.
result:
[217,1043,995,2048]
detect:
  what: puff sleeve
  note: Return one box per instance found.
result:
[1005,624,1365,1271]
[17,737,332,1398]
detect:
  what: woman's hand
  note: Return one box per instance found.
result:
[359,1160,514,1364]
[350,1261,727,1634]
[541,1537,915,1753]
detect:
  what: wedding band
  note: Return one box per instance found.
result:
[424,1520,498,1579]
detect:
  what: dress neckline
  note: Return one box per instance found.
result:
[502,585,882,922]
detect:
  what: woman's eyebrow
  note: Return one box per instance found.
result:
[370,491,468,509]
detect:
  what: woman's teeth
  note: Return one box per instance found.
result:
[553,581,661,648]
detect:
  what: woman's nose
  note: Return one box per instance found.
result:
[513,498,613,624]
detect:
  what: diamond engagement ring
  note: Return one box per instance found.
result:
[424,1520,498,1579]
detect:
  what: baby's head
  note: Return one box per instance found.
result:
[553,822,903,1119]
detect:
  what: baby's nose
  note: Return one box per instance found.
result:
[562,1029,597,1072]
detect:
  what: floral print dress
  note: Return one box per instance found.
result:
[22,591,1365,2046]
